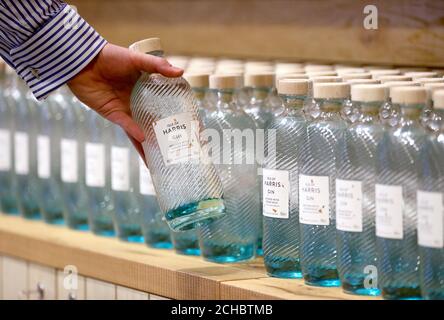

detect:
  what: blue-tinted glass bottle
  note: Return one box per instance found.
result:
[84,110,115,236]
[137,155,172,248]
[299,82,350,287]
[262,79,309,278]
[376,86,428,300]
[417,90,444,300]
[110,125,143,242]
[336,85,388,296]
[0,63,19,215]
[199,74,260,263]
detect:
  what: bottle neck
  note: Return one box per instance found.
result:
[215,89,237,110]
[398,103,424,123]
[355,101,381,122]
[192,87,207,101]
[250,87,273,102]
[280,94,306,115]
[315,98,344,113]
[434,109,444,133]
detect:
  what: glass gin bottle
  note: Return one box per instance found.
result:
[376,86,428,300]
[299,82,350,286]
[262,79,309,278]
[336,84,388,296]
[198,74,260,263]
[129,38,225,231]
[417,90,444,300]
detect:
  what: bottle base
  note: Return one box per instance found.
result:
[422,290,444,300]
[341,274,380,296]
[117,225,144,243]
[201,243,255,263]
[120,234,145,243]
[166,198,225,232]
[44,216,65,226]
[93,229,116,237]
[144,231,172,249]
[303,267,340,287]
[21,207,41,220]
[265,258,302,279]
[146,241,173,249]
[382,285,422,300]
[1,200,19,215]
[90,217,115,237]
[69,223,90,231]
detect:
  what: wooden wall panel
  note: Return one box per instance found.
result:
[67,0,444,67]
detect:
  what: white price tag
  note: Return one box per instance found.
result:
[61,139,78,183]
[0,129,11,171]
[111,147,130,191]
[375,184,403,239]
[299,174,330,225]
[14,132,29,175]
[153,112,201,166]
[417,190,444,248]
[37,135,50,179]
[262,169,289,219]
[85,143,105,187]
[336,179,363,232]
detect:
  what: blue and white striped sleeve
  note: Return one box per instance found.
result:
[0,0,107,100]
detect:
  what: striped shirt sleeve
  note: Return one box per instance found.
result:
[0,0,107,100]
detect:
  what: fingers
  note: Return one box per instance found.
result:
[106,109,145,143]
[130,51,183,77]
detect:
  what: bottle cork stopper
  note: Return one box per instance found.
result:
[307,71,338,77]
[313,82,350,99]
[244,72,275,87]
[129,38,162,53]
[432,90,444,110]
[341,73,372,80]
[209,74,243,89]
[311,76,343,83]
[370,69,401,78]
[304,64,334,72]
[277,79,309,95]
[183,73,210,88]
[378,75,412,83]
[423,83,444,100]
[416,78,444,85]
[351,84,388,102]
[405,71,438,79]
[347,79,381,85]
[275,63,304,74]
[390,86,427,104]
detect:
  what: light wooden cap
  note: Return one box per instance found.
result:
[433,90,444,109]
[129,38,162,53]
[183,73,210,88]
[341,73,372,80]
[275,63,304,74]
[370,69,401,78]
[405,71,438,79]
[351,84,388,102]
[209,74,243,89]
[313,82,350,99]
[278,79,309,95]
[423,83,444,100]
[384,81,420,88]
[336,67,366,74]
[307,71,338,77]
[244,72,275,87]
[416,78,444,85]
[311,76,343,83]
[390,86,427,104]
[379,75,412,83]
[347,79,381,85]
[304,64,334,72]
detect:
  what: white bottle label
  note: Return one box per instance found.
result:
[139,157,156,195]
[299,174,330,225]
[375,184,403,239]
[336,179,363,232]
[61,139,78,183]
[262,169,289,219]
[0,129,11,171]
[14,132,29,175]
[153,112,201,166]
[111,147,130,191]
[85,143,105,187]
[37,135,50,179]
[417,190,444,248]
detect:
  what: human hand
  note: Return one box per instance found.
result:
[67,43,183,155]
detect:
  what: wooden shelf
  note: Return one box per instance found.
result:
[0,214,379,300]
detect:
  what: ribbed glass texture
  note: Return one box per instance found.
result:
[417,109,444,300]
[336,102,383,296]
[376,104,427,300]
[198,91,260,263]
[262,95,306,278]
[109,125,143,242]
[130,73,225,231]
[299,99,347,287]
[84,111,115,236]
[171,230,200,255]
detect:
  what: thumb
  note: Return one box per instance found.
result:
[131,51,183,77]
